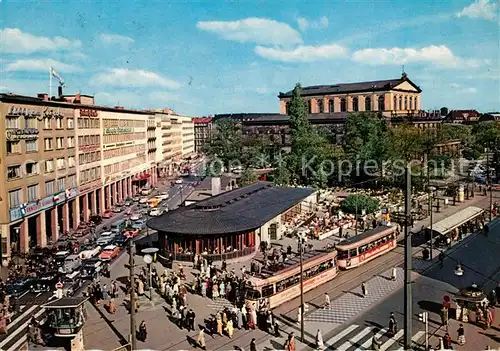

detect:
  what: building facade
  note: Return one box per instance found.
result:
[193,117,213,153]
[180,116,195,158]
[278,73,422,117]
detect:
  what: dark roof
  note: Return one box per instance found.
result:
[43,297,88,309]
[147,181,315,235]
[445,110,480,121]
[278,75,421,98]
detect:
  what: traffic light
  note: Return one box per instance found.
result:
[418,312,428,322]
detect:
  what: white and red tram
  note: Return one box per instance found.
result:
[336,225,399,270]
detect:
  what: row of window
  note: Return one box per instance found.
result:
[77,118,100,129]
[80,166,101,184]
[79,152,101,165]
[103,155,146,175]
[337,232,397,259]
[8,174,77,208]
[102,119,145,128]
[78,135,101,147]
[6,156,76,180]
[6,116,74,130]
[43,137,75,151]
[103,144,145,159]
[103,133,145,144]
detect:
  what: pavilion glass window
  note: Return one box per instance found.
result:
[317,99,324,113]
[404,96,408,110]
[352,97,359,112]
[399,96,403,111]
[328,99,334,112]
[378,96,385,111]
[393,96,397,110]
[365,97,371,111]
[340,98,347,112]
[409,96,414,110]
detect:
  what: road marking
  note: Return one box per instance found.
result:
[35,293,42,298]
[336,326,373,350]
[7,334,27,351]
[359,328,387,350]
[18,290,29,299]
[380,329,404,351]
[325,324,359,349]
[0,308,44,348]
[5,305,38,332]
[412,331,425,343]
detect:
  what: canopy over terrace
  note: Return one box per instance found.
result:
[428,206,484,237]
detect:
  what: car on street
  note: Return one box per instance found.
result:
[124,199,133,206]
[113,207,123,213]
[96,231,115,246]
[102,210,114,218]
[99,245,120,261]
[90,215,103,225]
[58,254,82,274]
[112,234,129,247]
[132,219,147,230]
[30,272,59,293]
[54,251,71,267]
[130,213,141,221]
[132,196,140,202]
[60,271,83,296]
[6,277,34,298]
[175,179,183,184]
[156,192,169,201]
[123,228,140,239]
[149,208,163,217]
[81,258,103,279]
[141,187,153,196]
[78,245,101,260]
[139,197,148,204]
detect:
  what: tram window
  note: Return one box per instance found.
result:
[262,285,274,298]
[338,250,348,259]
[359,245,368,254]
[349,249,358,257]
[245,289,261,300]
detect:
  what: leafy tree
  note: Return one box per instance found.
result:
[205,118,243,171]
[340,194,380,215]
[473,121,500,150]
[271,162,291,186]
[388,123,424,161]
[438,124,472,146]
[239,168,258,186]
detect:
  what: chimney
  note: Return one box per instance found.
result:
[58,86,63,97]
[37,93,48,101]
[211,177,221,196]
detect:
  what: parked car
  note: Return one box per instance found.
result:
[132,197,140,202]
[102,210,114,219]
[123,228,141,239]
[139,197,148,204]
[130,213,141,221]
[58,254,82,274]
[54,251,71,267]
[78,245,101,260]
[90,215,103,225]
[30,272,59,293]
[149,208,163,217]
[6,277,34,298]
[141,187,153,196]
[124,199,134,206]
[175,179,183,184]
[81,258,103,279]
[156,192,169,201]
[99,245,120,261]
[61,271,83,297]
[112,235,129,247]
[113,207,123,213]
[132,219,147,230]
[96,231,115,246]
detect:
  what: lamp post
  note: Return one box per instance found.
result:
[142,247,159,303]
[355,195,358,237]
[297,228,307,343]
[428,186,436,260]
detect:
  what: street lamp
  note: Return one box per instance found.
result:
[296,228,308,343]
[428,186,436,260]
[142,247,159,303]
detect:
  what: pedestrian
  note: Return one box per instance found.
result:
[250,338,257,351]
[188,309,196,331]
[439,252,445,268]
[216,312,223,335]
[443,332,452,349]
[226,319,234,339]
[371,330,382,350]
[361,282,367,297]
[324,293,330,309]
[457,323,465,345]
[388,313,397,337]
[197,327,206,350]
[440,306,448,328]
[315,329,324,350]
[138,321,147,342]
[274,319,280,337]
[391,267,397,281]
[284,332,296,351]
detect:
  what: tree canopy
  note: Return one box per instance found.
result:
[340,194,380,215]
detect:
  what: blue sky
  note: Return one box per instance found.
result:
[0,0,498,116]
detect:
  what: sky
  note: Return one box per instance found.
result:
[0,0,499,116]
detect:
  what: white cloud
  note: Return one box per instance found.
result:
[449,83,462,88]
[91,68,181,89]
[352,45,485,68]
[4,59,81,72]
[457,0,497,20]
[99,33,135,45]
[0,28,82,54]
[296,16,329,31]
[196,18,302,45]
[255,43,347,62]
[449,83,478,93]
[0,85,7,91]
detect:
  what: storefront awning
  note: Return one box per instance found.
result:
[428,206,484,236]
[133,173,151,182]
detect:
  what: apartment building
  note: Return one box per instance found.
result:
[193,117,212,153]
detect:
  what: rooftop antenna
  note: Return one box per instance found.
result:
[402,65,407,79]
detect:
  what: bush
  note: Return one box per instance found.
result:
[340,194,380,215]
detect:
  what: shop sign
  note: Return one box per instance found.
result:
[9,188,78,221]
[8,106,41,117]
[80,109,99,117]
[78,180,102,194]
[6,128,39,141]
[104,127,133,134]
[65,188,79,200]
[78,144,99,152]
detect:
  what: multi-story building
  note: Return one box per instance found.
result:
[180,116,195,158]
[193,117,213,153]
[0,94,79,264]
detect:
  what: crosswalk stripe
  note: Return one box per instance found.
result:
[412,331,425,343]
[336,326,373,351]
[325,324,359,349]
[7,334,27,351]
[359,328,388,350]
[5,305,38,332]
[380,329,404,351]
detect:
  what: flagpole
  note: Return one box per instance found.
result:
[49,66,52,99]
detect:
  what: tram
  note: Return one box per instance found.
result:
[336,224,399,270]
[245,249,338,309]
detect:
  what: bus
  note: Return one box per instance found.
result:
[336,225,399,270]
[245,249,338,309]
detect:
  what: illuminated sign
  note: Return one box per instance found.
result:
[80,109,99,117]
[104,127,133,134]
[6,128,39,141]
[9,188,78,221]
[7,107,41,116]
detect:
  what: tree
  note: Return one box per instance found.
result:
[239,168,258,186]
[206,118,243,171]
[438,124,472,146]
[340,194,380,215]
